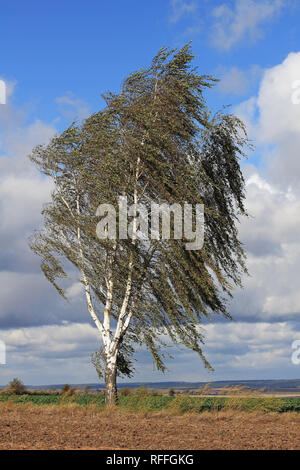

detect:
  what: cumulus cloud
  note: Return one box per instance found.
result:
[252,52,300,194]
[0,95,56,276]
[235,51,300,192]
[0,96,55,288]
[0,320,299,384]
[256,52,300,141]
[204,321,299,376]
[225,52,300,328]
[211,0,286,51]
[0,85,91,331]
[222,170,300,324]
[0,323,100,385]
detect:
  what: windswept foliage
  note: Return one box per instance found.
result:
[29,44,249,404]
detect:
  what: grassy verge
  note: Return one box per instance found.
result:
[0,392,300,413]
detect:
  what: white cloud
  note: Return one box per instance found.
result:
[225,171,300,323]
[0,84,89,331]
[216,65,263,96]
[211,0,285,51]
[264,292,300,315]
[0,175,53,232]
[257,52,300,141]
[65,282,83,300]
[55,92,90,122]
[251,52,300,194]
[227,52,300,325]
[235,51,300,193]
[1,320,299,384]
[169,0,197,23]
[0,93,57,282]
[3,322,98,352]
[0,323,100,385]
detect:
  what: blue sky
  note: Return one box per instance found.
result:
[1,0,298,127]
[1,0,300,385]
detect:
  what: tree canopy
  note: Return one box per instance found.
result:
[29,44,249,405]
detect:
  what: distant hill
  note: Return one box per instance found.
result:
[2,378,299,393]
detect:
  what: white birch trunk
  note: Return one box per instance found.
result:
[54,79,159,406]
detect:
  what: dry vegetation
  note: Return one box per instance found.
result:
[0,402,300,450]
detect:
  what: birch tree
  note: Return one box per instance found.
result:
[29,44,250,405]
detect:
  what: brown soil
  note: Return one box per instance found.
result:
[0,404,299,450]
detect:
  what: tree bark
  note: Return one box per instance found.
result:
[105,355,118,406]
